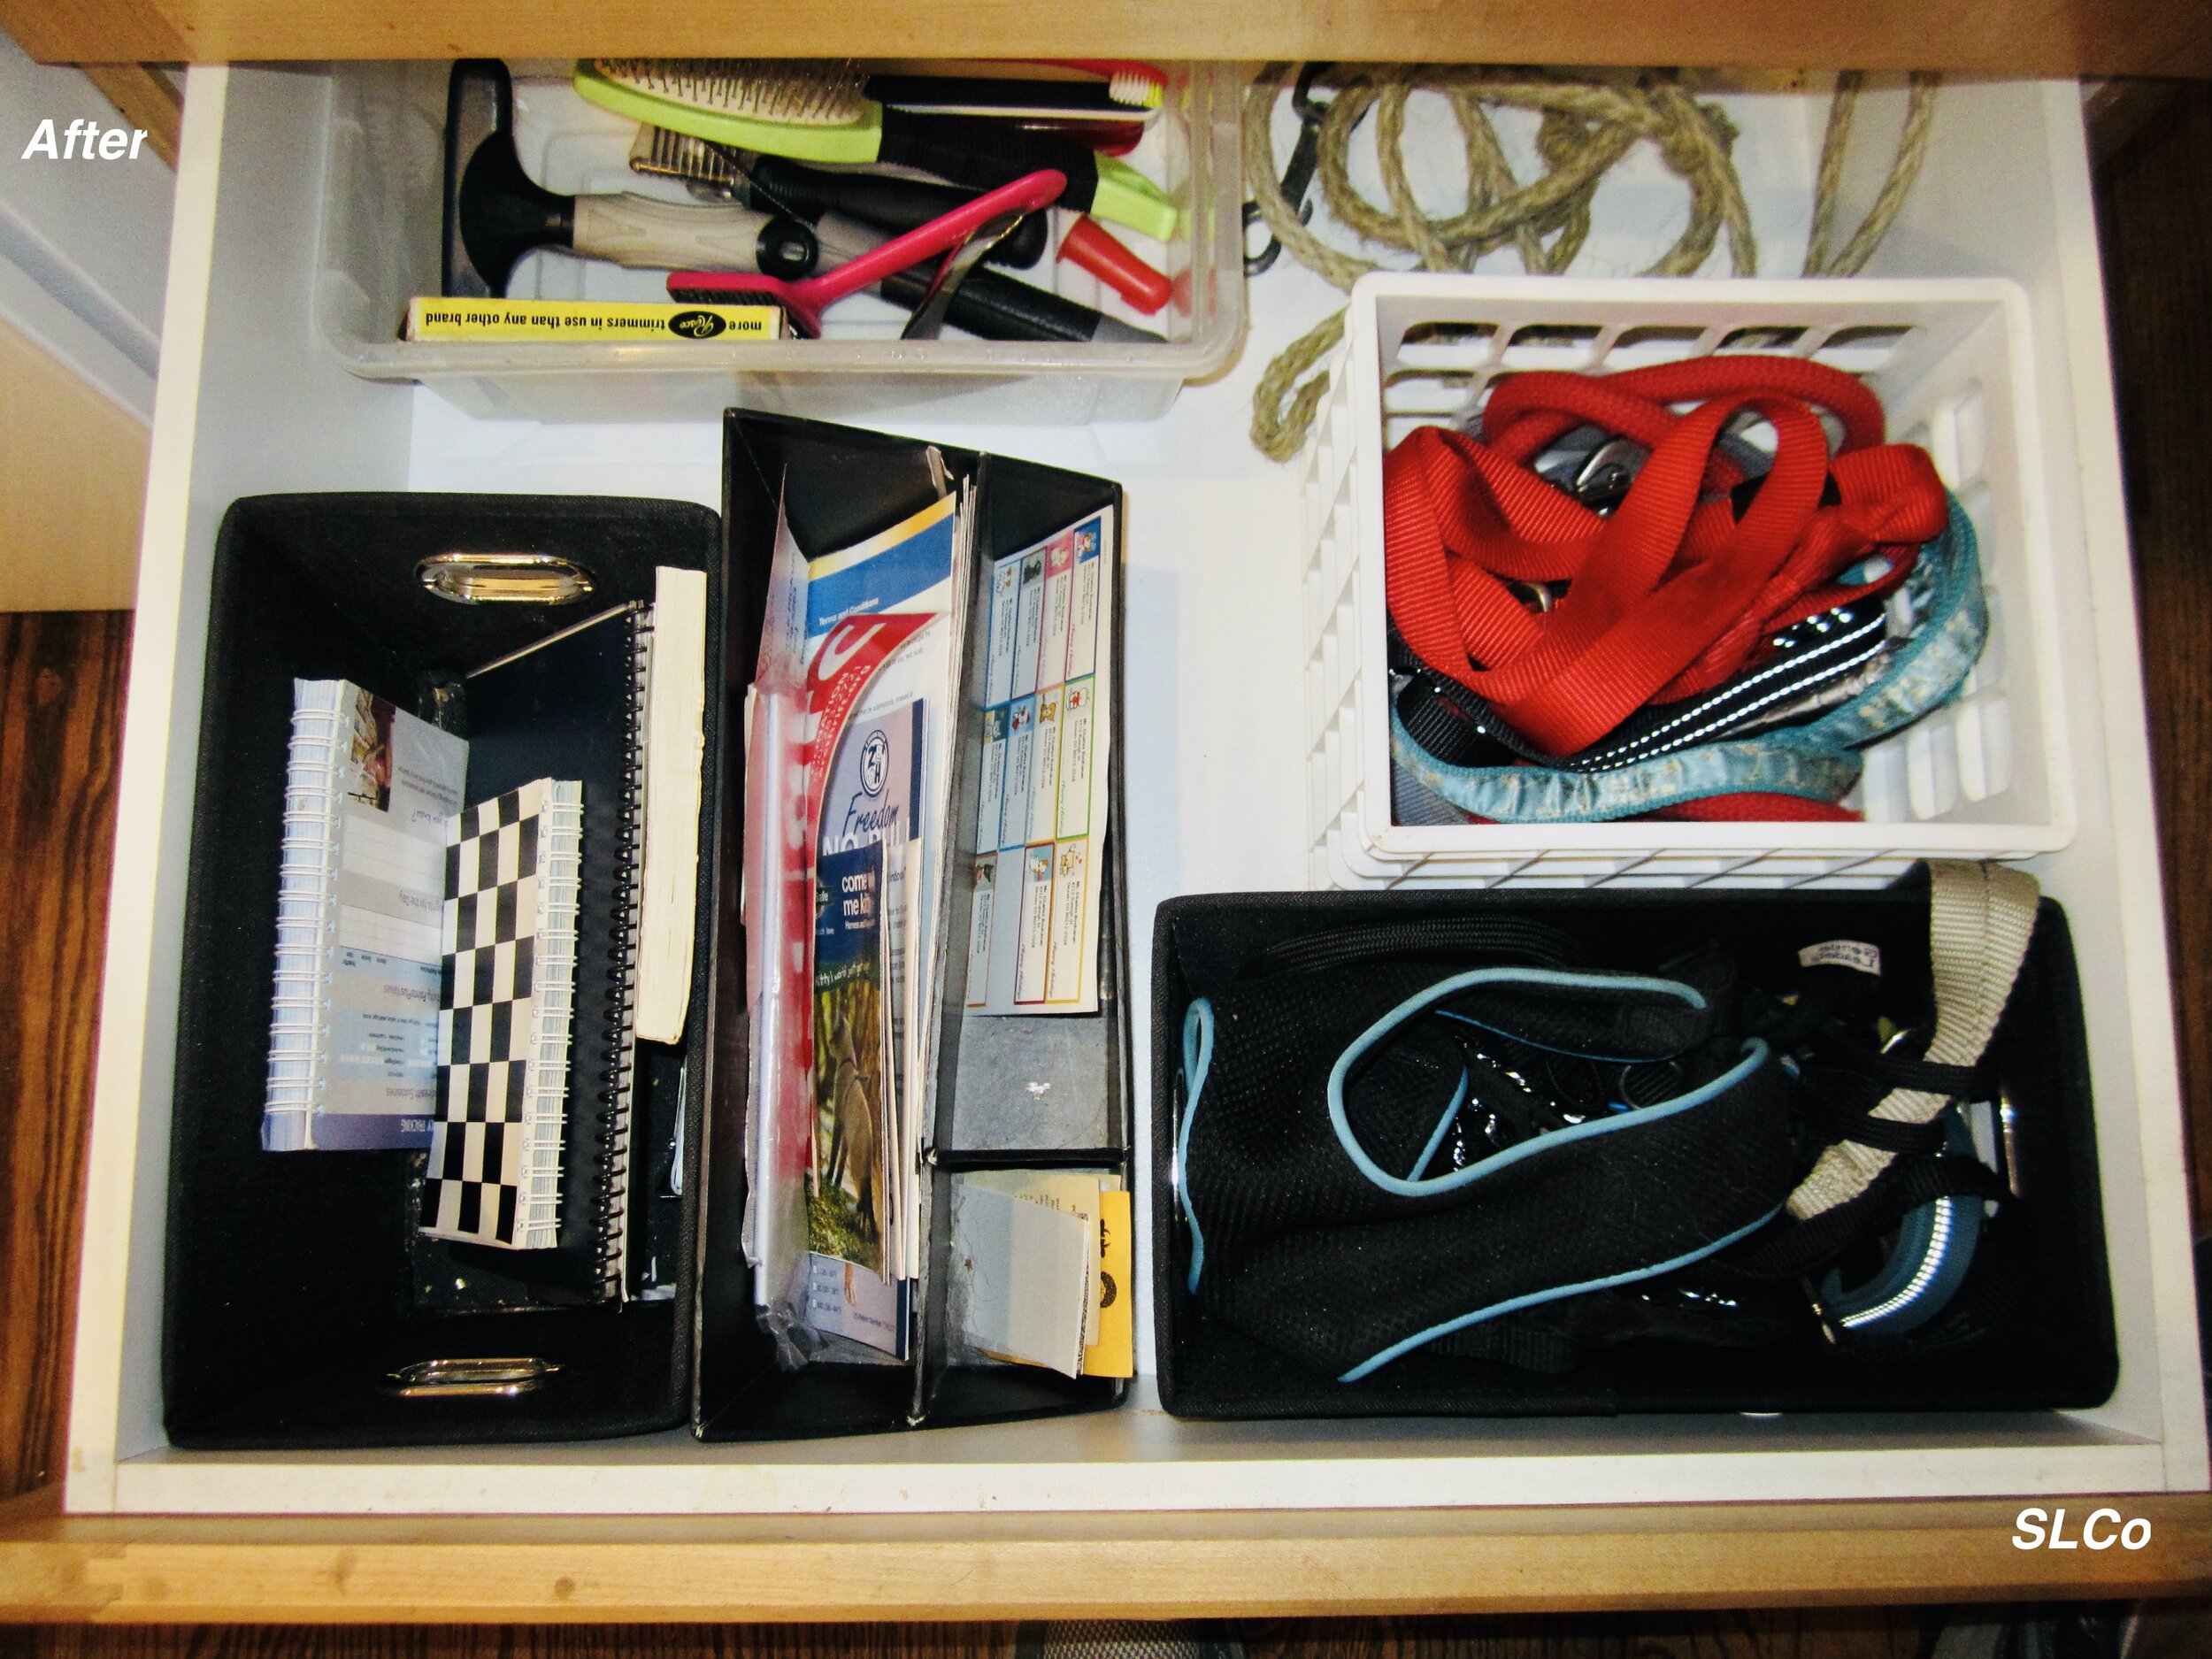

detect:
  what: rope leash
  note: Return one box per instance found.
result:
[1247,66,1944,462]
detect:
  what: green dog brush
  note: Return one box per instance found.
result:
[576,58,1181,243]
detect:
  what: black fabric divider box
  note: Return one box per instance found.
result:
[165,493,726,1449]
[1151,880,2116,1423]
[695,411,1133,1440]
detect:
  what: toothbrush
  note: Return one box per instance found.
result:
[1040,61,1170,109]
[860,74,1161,124]
[865,58,1168,111]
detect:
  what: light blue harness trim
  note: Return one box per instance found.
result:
[1394,499,1987,821]
[1337,1203,1786,1381]
[1177,999,1215,1292]
[1179,968,1773,1334]
[1325,967,1765,1200]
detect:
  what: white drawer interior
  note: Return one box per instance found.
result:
[65,62,2208,1514]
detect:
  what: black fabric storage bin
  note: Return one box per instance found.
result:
[1151,879,2118,1422]
[164,493,725,1448]
[695,411,1133,1440]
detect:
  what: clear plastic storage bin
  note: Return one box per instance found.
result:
[313,61,1245,425]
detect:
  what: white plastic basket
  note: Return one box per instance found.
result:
[1301,273,2076,889]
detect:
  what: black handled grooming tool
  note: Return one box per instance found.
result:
[441,60,819,299]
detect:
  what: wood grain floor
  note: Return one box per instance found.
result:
[2096,78,2212,1223]
[0,1609,1943,1657]
[7,73,2212,1659]
[0,611,127,1501]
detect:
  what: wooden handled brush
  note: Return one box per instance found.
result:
[442,59,818,297]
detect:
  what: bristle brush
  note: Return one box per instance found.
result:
[576,58,1179,242]
[590,58,869,127]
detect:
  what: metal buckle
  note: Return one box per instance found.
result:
[1568,436,1650,513]
[384,1356,562,1398]
[417,552,596,605]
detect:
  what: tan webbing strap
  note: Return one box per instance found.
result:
[1786,860,2040,1220]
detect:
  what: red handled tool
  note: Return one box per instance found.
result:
[1056,216,1171,314]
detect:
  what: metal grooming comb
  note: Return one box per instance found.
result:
[629,126,746,199]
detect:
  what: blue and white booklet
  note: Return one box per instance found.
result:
[806,838,907,1356]
[751,484,972,1356]
[264,680,468,1150]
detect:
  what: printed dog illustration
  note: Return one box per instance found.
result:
[823,1009,883,1246]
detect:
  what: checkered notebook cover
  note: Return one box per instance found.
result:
[419,778,582,1250]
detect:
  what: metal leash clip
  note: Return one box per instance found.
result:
[1244,64,1335,275]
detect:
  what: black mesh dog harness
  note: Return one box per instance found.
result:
[1173,953,1795,1380]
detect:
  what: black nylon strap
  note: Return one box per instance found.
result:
[1548,1284,1801,1351]
[1394,666,1518,768]
[1428,1319,1582,1373]
[1784,1023,1996,1153]
[1722,1155,2008,1280]
[1824,1223,2033,1358]
[1240,915,1583,979]
[1843,1049,1997,1098]
[1791,1088,1952,1155]
[1745,970,1867,1052]
[1388,602,1889,775]
[1428,1281,1804,1371]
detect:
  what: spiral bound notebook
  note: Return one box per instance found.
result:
[449,601,654,1302]
[419,780,582,1251]
[263,681,469,1152]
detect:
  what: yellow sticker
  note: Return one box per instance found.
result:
[1082,1187,1134,1379]
[404,297,784,342]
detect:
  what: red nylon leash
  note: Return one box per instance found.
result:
[1383,356,1951,772]
[1462,795,1863,825]
[1648,793,1860,823]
